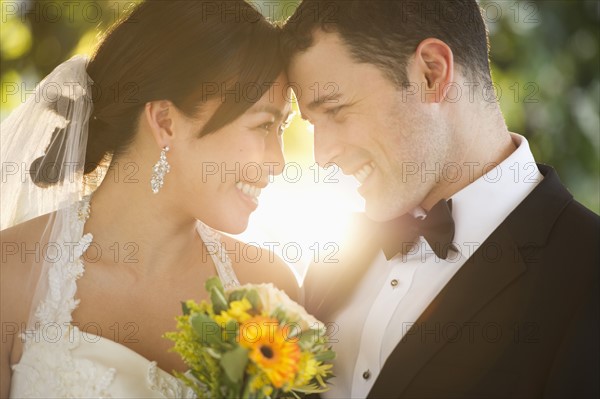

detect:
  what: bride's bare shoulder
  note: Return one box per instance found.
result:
[220,234,301,302]
[1,213,56,386]
[1,212,53,244]
[1,212,54,317]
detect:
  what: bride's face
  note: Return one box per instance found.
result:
[170,74,292,233]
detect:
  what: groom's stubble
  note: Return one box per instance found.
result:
[287,30,466,221]
[364,85,455,220]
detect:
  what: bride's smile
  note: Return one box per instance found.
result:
[0,2,301,397]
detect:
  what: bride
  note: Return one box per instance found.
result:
[0,0,300,397]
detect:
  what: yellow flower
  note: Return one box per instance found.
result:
[228,298,253,321]
[184,299,211,314]
[294,352,319,386]
[262,384,273,396]
[248,367,272,395]
[214,298,252,326]
[239,316,301,389]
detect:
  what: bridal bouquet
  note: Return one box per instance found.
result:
[165,277,335,398]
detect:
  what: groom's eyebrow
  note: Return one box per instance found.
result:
[307,92,343,110]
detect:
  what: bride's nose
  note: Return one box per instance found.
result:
[264,135,285,176]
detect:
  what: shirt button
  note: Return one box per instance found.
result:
[362,370,371,380]
[390,279,399,287]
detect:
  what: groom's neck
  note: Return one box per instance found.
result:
[420,101,517,211]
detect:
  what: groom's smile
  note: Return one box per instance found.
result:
[283,2,600,398]
[352,162,375,185]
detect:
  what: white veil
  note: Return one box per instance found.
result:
[1,55,93,229]
[1,55,94,329]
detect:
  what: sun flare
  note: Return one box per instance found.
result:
[233,110,365,282]
[236,165,364,282]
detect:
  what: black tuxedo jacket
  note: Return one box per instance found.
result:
[303,164,599,398]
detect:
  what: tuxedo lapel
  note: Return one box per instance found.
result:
[368,224,527,398]
[504,164,572,248]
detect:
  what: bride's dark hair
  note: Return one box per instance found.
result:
[81,0,283,175]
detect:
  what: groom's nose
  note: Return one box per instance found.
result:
[314,124,343,168]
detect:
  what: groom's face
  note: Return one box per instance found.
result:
[289,31,451,221]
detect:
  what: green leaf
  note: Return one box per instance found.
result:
[224,319,240,343]
[181,301,191,316]
[205,347,222,359]
[190,313,223,347]
[205,276,224,292]
[228,288,261,312]
[228,289,248,303]
[245,289,261,310]
[206,276,228,315]
[205,276,225,298]
[210,286,229,315]
[291,384,331,394]
[220,345,249,384]
[313,349,336,362]
[296,329,321,347]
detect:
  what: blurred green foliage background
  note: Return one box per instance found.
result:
[1,0,598,213]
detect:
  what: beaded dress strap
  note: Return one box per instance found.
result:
[196,221,240,290]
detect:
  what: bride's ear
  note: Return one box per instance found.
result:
[144,100,175,148]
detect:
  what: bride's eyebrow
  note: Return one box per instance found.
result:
[249,105,284,119]
[249,106,295,123]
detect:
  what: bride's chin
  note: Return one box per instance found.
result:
[225,221,249,235]
[209,214,250,235]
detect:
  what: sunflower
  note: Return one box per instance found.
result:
[238,316,301,389]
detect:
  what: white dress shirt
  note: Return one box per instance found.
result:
[323,134,543,398]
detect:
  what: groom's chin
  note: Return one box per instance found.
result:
[364,201,390,222]
[364,199,407,222]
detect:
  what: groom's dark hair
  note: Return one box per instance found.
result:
[281,0,492,86]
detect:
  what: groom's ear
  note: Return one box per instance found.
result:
[407,38,455,104]
[144,100,175,148]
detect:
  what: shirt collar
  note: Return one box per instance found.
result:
[448,133,543,256]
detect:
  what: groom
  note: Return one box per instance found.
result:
[282,1,599,398]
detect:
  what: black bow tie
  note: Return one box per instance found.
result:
[379,199,456,260]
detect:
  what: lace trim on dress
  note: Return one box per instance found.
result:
[147,362,196,398]
[33,197,91,326]
[15,196,118,398]
[197,221,240,290]
[12,329,116,398]
[17,197,237,398]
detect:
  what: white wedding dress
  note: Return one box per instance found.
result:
[9,196,241,398]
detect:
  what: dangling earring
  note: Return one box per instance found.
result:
[150,146,170,194]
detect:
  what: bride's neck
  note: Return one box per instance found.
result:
[83,160,201,275]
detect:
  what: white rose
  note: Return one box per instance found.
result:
[233,283,324,332]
